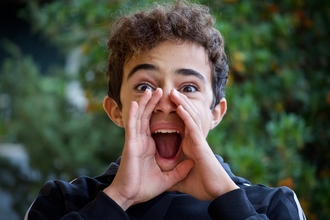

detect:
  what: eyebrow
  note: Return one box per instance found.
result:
[175,68,206,83]
[127,64,158,80]
[127,63,206,83]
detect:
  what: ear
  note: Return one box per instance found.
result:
[103,96,124,127]
[210,98,227,130]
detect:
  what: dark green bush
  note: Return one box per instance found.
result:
[1,0,328,218]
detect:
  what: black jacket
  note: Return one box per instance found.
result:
[26,155,306,220]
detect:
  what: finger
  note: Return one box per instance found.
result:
[177,105,200,135]
[134,89,153,135]
[177,104,213,161]
[136,89,153,118]
[126,101,139,140]
[143,88,162,114]
[164,159,194,190]
[170,89,201,127]
[140,88,162,135]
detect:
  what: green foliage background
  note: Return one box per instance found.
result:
[0,0,329,219]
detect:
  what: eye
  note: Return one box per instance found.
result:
[179,85,198,93]
[135,83,155,92]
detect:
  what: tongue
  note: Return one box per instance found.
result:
[152,133,181,158]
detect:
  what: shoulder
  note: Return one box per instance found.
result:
[49,176,108,202]
[38,176,107,198]
[243,184,296,203]
[28,176,109,218]
[243,184,306,219]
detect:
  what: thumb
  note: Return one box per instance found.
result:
[165,159,194,189]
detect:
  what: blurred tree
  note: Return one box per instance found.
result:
[0,0,329,219]
[202,0,330,218]
[0,39,124,219]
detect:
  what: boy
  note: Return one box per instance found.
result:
[26,0,306,219]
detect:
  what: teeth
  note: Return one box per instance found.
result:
[153,130,179,134]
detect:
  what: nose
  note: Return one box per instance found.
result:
[154,88,177,114]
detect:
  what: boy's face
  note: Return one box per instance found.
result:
[104,41,226,171]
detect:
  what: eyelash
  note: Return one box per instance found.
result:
[135,82,155,92]
[179,84,198,93]
[134,83,199,93]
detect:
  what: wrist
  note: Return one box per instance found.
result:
[223,183,240,195]
[212,179,240,199]
[103,186,134,211]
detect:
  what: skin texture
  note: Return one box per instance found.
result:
[103,41,238,211]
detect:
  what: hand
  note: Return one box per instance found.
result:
[103,88,194,210]
[168,89,238,200]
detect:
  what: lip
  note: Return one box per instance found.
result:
[150,121,184,136]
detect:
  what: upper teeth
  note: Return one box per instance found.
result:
[154,130,179,134]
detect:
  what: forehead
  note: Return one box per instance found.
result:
[123,41,212,82]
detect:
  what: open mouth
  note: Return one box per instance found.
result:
[152,130,182,159]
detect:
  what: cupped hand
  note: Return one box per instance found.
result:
[104,88,194,210]
[168,89,238,201]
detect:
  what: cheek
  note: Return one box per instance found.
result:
[121,106,131,128]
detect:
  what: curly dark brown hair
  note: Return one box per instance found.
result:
[106,0,228,110]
